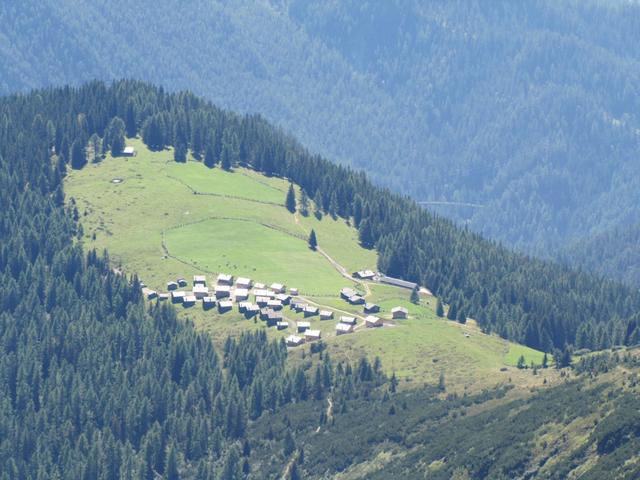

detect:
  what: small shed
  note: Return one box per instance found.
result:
[171,291,186,304]
[142,288,157,300]
[256,296,270,307]
[183,295,197,306]
[193,275,207,285]
[177,278,188,287]
[297,321,311,333]
[217,273,233,285]
[236,277,252,288]
[340,316,357,326]
[253,289,272,298]
[122,146,136,156]
[276,293,291,305]
[335,323,353,335]
[304,329,321,342]
[245,304,260,318]
[167,281,178,291]
[365,315,383,328]
[202,297,216,309]
[291,301,306,313]
[320,310,334,320]
[270,282,285,293]
[364,303,380,314]
[237,301,251,313]
[267,299,283,310]
[234,288,249,301]
[286,335,304,347]
[215,285,231,298]
[304,305,319,317]
[157,293,170,301]
[192,284,209,299]
[391,306,409,319]
[340,288,356,300]
[253,282,266,289]
[276,321,289,331]
[353,269,376,280]
[348,295,365,305]
[218,300,233,312]
[289,287,299,296]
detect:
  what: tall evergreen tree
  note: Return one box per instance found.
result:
[436,298,445,317]
[410,285,420,304]
[204,145,216,168]
[285,184,296,213]
[308,229,318,250]
[300,189,309,216]
[70,137,86,169]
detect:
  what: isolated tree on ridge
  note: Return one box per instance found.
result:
[286,184,296,213]
[308,229,317,250]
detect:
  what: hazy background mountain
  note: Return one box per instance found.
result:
[2,0,640,282]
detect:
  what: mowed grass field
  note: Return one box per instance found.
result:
[65,138,548,390]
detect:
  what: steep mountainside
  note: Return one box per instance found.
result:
[1,80,640,479]
[2,1,640,282]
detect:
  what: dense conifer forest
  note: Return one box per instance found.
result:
[1,80,640,478]
[2,1,640,284]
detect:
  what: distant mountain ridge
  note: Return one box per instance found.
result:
[2,0,640,282]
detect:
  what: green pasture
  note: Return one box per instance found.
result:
[65,138,546,390]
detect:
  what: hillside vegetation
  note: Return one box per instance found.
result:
[22,79,639,356]
[2,0,640,283]
[2,80,640,480]
[65,138,544,390]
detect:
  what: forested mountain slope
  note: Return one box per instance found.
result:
[2,80,640,478]
[5,79,640,353]
[2,1,640,282]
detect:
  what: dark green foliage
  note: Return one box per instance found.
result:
[436,298,444,317]
[70,137,86,169]
[410,285,419,304]
[204,145,216,168]
[174,142,187,163]
[308,229,317,250]
[446,302,457,321]
[286,184,296,213]
[2,79,640,478]
[104,116,126,156]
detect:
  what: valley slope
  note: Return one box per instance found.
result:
[65,138,544,391]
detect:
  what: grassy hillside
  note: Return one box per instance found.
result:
[4,0,640,283]
[65,139,547,390]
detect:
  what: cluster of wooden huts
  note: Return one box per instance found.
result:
[339,286,409,322]
[139,274,412,350]
[141,274,299,319]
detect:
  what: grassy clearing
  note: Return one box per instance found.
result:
[65,138,547,390]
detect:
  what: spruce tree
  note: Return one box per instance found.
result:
[542,352,549,368]
[174,142,187,163]
[300,189,309,216]
[457,308,467,324]
[438,371,446,391]
[313,190,323,219]
[105,116,126,156]
[308,229,317,250]
[410,285,420,304]
[204,145,216,168]
[446,302,457,320]
[70,138,86,169]
[285,184,296,213]
[517,355,526,369]
[125,101,137,138]
[436,298,445,317]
